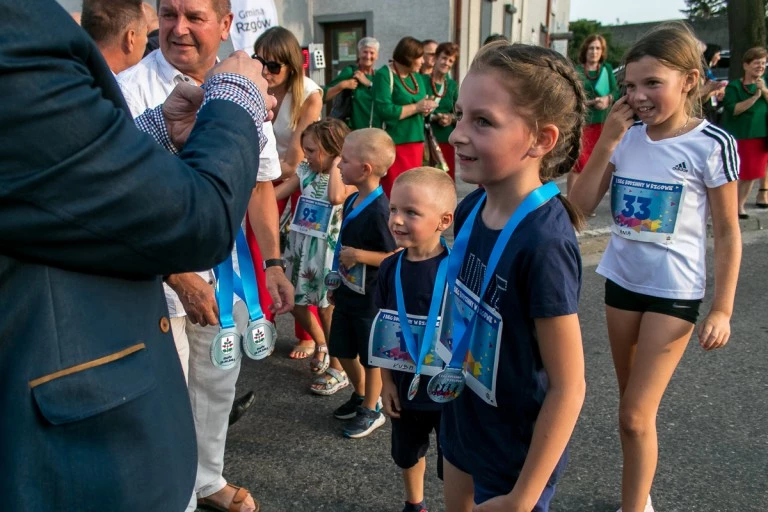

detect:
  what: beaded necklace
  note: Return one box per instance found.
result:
[430,76,446,98]
[393,62,420,95]
[741,79,757,95]
[585,64,601,81]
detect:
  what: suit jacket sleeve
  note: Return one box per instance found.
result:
[0,1,260,278]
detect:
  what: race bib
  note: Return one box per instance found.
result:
[290,196,334,239]
[339,262,366,294]
[368,309,446,376]
[610,175,685,244]
[436,280,502,406]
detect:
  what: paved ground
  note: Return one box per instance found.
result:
[209,184,768,512]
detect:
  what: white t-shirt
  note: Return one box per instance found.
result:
[118,49,280,317]
[596,120,738,300]
[272,75,323,158]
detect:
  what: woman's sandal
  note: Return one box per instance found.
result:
[309,343,330,374]
[309,367,349,396]
[756,188,768,209]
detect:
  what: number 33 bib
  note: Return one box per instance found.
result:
[610,174,685,244]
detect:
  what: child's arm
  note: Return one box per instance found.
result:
[327,156,356,205]
[699,181,741,350]
[339,247,399,269]
[569,96,635,214]
[480,314,585,512]
[380,369,401,418]
[274,174,299,201]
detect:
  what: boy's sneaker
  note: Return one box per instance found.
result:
[402,501,427,512]
[333,392,363,420]
[343,406,385,438]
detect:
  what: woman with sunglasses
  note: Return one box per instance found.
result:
[324,37,381,130]
[252,27,326,367]
[373,36,438,197]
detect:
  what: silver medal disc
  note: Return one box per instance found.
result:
[426,367,465,403]
[210,327,242,370]
[243,318,276,360]
[407,374,421,401]
[324,270,341,290]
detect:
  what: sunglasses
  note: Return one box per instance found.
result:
[251,54,285,74]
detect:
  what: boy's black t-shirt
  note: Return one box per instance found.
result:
[374,249,449,412]
[333,192,397,316]
[440,188,582,496]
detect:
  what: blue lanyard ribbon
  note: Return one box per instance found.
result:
[214,226,264,326]
[215,253,236,329]
[445,181,560,369]
[395,241,450,375]
[330,186,384,271]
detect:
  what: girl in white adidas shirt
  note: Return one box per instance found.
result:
[570,23,741,512]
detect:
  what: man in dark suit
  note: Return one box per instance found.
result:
[0,1,274,510]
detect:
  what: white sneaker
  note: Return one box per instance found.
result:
[617,495,653,512]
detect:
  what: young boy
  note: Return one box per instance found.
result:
[374,168,456,512]
[329,128,398,439]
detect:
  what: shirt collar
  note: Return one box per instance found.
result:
[155,49,198,86]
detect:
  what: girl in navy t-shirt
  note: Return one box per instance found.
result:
[439,44,586,511]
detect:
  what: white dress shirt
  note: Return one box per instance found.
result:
[118,49,280,317]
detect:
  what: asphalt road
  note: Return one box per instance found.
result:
[215,188,768,512]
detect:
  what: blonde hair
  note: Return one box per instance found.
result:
[344,128,396,177]
[624,22,703,117]
[393,167,457,213]
[470,42,586,230]
[254,27,305,129]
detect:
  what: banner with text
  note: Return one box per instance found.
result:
[229,0,279,52]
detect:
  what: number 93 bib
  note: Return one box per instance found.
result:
[610,174,686,244]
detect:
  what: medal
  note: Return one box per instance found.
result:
[407,374,421,401]
[243,318,276,360]
[426,367,465,403]
[210,327,242,369]
[431,182,561,403]
[324,270,341,290]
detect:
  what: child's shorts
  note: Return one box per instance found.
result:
[604,279,702,324]
[391,409,443,478]
[328,309,375,367]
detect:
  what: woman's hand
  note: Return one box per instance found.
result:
[416,97,438,115]
[353,70,372,87]
[593,95,611,111]
[341,78,359,90]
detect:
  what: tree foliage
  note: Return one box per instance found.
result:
[682,0,727,19]
[568,19,627,67]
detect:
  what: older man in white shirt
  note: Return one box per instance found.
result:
[118,1,290,511]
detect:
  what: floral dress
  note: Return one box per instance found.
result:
[284,162,343,307]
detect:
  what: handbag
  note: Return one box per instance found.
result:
[423,120,449,172]
[329,88,353,122]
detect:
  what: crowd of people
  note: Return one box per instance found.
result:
[1,0,751,511]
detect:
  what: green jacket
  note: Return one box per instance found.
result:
[324,65,380,130]
[373,64,426,144]
[576,62,619,125]
[421,73,458,143]
[721,79,768,140]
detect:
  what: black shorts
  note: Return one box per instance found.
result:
[328,309,375,367]
[604,279,702,324]
[391,409,443,479]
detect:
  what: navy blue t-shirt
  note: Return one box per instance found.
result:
[333,192,397,316]
[440,189,582,497]
[374,248,449,411]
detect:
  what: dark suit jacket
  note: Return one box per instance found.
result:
[0,1,261,510]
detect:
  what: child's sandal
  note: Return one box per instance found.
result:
[309,344,330,374]
[309,368,349,396]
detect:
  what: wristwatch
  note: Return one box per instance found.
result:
[263,258,286,271]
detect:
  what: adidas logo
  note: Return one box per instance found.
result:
[672,161,688,172]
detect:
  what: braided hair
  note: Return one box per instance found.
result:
[471,42,587,230]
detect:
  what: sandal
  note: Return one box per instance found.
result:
[756,188,768,209]
[310,343,330,374]
[197,483,259,512]
[310,368,349,396]
[288,340,315,359]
